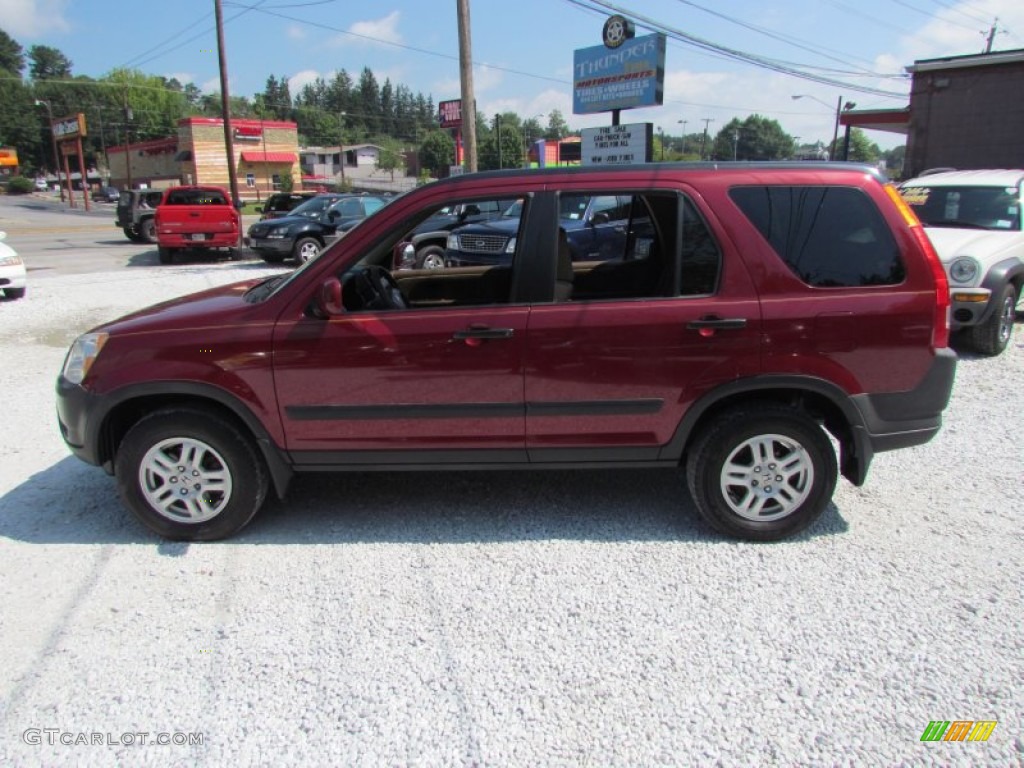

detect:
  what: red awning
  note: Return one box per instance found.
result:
[240,151,295,163]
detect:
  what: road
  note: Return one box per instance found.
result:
[0,197,1021,766]
[0,193,264,275]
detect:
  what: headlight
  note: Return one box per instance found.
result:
[447,234,458,250]
[504,236,517,254]
[62,332,109,385]
[266,229,289,239]
[0,254,22,267]
[948,257,979,284]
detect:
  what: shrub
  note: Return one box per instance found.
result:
[6,176,34,195]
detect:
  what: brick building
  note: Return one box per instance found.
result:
[107,117,301,199]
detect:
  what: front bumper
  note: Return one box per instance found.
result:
[56,375,103,468]
[948,287,993,329]
[248,237,293,255]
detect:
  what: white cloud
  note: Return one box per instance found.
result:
[286,25,305,42]
[0,0,69,36]
[200,77,222,94]
[288,69,324,94]
[334,10,402,46]
[166,72,195,86]
[434,63,505,97]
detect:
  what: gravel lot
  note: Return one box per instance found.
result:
[0,264,1022,766]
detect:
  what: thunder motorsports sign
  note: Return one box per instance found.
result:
[573,33,666,115]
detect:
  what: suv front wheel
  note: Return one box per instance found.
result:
[968,282,1018,356]
[115,408,269,540]
[686,406,837,541]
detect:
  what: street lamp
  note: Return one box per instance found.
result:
[34,99,64,202]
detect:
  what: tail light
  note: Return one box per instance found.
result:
[885,184,950,348]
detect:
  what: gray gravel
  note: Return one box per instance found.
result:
[0,266,1022,767]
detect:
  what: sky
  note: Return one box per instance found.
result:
[3,0,1023,151]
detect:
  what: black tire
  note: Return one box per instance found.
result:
[123,226,143,243]
[415,245,447,270]
[685,406,837,541]
[139,218,156,244]
[115,408,269,541]
[292,236,321,264]
[5,287,26,299]
[157,246,174,265]
[968,282,1017,356]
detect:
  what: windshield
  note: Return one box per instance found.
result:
[901,185,1021,231]
[288,196,335,218]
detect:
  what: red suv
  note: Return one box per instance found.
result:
[56,163,955,542]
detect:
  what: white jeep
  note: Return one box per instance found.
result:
[900,169,1024,355]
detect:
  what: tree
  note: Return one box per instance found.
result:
[259,74,292,120]
[28,45,72,80]
[375,137,404,180]
[883,144,906,176]
[478,118,523,170]
[712,115,794,161]
[544,109,569,140]
[0,76,40,169]
[837,127,881,164]
[0,28,24,75]
[418,130,454,177]
[357,67,381,137]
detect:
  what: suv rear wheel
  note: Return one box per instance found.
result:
[139,218,156,244]
[115,408,269,540]
[686,406,837,541]
[968,282,1017,356]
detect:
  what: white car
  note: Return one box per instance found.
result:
[900,169,1024,355]
[0,231,26,300]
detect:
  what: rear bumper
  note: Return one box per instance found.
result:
[846,347,957,483]
[158,232,239,249]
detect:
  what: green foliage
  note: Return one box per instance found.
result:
[0,27,24,75]
[836,127,881,164]
[479,117,524,170]
[6,176,34,194]
[418,131,454,177]
[28,45,72,79]
[258,75,292,120]
[712,115,794,161]
[0,76,41,168]
[375,137,404,180]
[544,109,569,141]
[279,167,294,193]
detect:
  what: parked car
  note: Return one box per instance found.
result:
[395,198,519,269]
[445,195,641,267]
[56,162,956,542]
[255,191,318,221]
[899,169,1024,355]
[34,178,48,192]
[115,189,164,243]
[91,186,121,203]
[247,193,387,264]
[0,231,26,299]
[154,185,241,264]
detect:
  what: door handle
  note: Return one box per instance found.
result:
[452,326,515,341]
[686,317,747,331]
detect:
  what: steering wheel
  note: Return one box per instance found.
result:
[350,265,407,311]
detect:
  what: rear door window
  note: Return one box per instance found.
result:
[729,185,905,287]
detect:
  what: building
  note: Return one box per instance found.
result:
[839,47,1024,178]
[904,48,1024,176]
[107,117,301,199]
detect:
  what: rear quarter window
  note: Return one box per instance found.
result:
[729,185,905,287]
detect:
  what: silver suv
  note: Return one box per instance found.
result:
[900,169,1024,355]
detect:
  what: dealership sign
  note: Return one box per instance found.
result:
[580,123,652,165]
[51,113,87,140]
[438,99,463,129]
[573,32,665,114]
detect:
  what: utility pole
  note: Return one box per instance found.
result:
[456,0,478,172]
[982,18,1005,53]
[214,0,241,207]
[700,118,714,160]
[678,119,687,157]
[495,114,502,169]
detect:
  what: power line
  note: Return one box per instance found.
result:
[565,0,907,97]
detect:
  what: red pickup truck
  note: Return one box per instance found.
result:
[154,185,240,264]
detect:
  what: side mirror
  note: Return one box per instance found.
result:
[589,211,611,226]
[327,209,340,221]
[393,241,416,270]
[460,204,481,219]
[315,277,344,317]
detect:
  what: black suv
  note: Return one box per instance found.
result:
[255,191,317,221]
[247,193,388,264]
[115,189,164,243]
[395,199,518,269]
